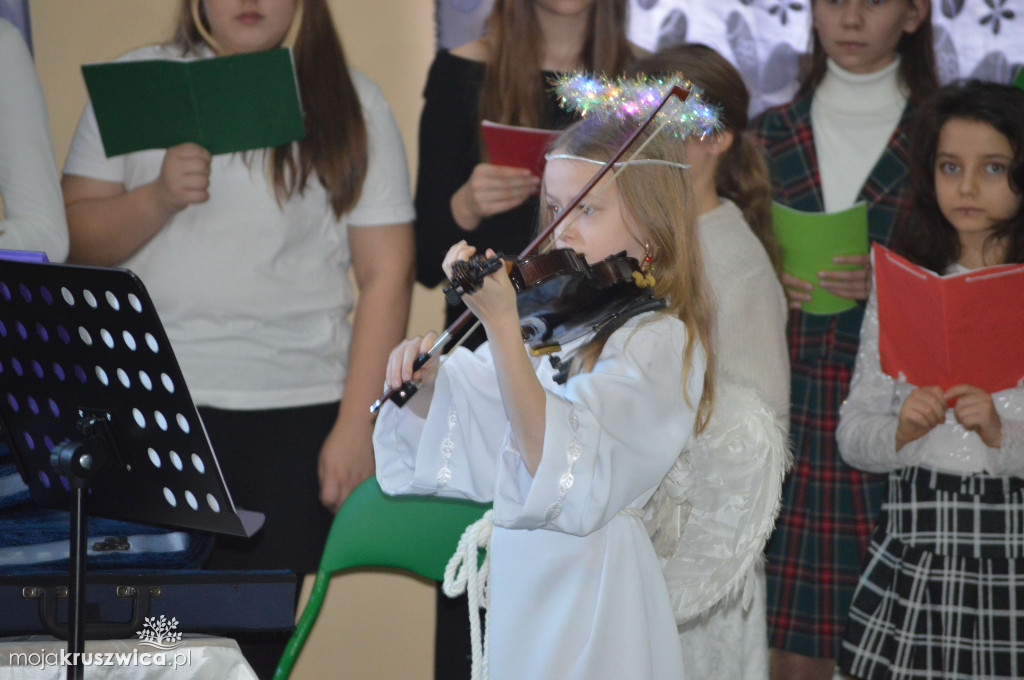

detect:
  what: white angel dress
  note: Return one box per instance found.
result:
[374,313,703,680]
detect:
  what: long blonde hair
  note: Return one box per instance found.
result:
[543,116,715,433]
[479,0,633,130]
[175,0,367,218]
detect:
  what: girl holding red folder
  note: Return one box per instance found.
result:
[837,81,1024,680]
[751,1,938,676]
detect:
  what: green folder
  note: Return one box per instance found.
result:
[82,48,305,157]
[1014,66,1024,92]
[772,201,869,315]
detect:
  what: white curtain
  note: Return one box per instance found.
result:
[435,0,1024,116]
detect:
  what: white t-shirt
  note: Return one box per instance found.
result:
[64,44,414,409]
[0,18,69,260]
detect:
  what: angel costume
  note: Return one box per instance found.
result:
[374,312,700,680]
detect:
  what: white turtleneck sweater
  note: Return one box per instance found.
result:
[811,57,907,213]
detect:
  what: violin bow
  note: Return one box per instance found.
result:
[371,84,692,414]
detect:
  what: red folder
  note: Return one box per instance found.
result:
[481,120,560,178]
[873,243,1024,393]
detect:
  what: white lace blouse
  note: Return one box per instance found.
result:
[837,277,1024,477]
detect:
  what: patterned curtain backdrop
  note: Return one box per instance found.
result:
[0,0,31,52]
[435,0,1023,116]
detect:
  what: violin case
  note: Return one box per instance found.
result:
[0,443,296,638]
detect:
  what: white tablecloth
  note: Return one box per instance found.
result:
[0,635,258,679]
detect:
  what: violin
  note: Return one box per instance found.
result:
[370,84,692,414]
[446,248,661,352]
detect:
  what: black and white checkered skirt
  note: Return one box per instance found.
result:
[838,465,1024,680]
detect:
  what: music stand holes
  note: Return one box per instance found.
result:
[11,358,23,376]
[48,399,59,417]
[117,368,131,388]
[61,287,75,306]
[82,289,97,308]
[40,286,53,305]
[144,333,159,353]
[147,448,161,468]
[169,450,182,470]
[155,411,168,431]
[59,476,70,491]
[105,291,120,311]
[138,371,153,391]
[191,454,205,474]
[176,413,190,434]
[43,435,54,451]
[122,331,137,351]
[185,490,198,511]
[161,373,174,393]
[78,327,92,346]
[7,393,18,412]
[132,408,146,429]
[163,487,177,508]
[73,364,87,384]
[15,321,27,340]
[38,470,51,488]
[31,360,43,379]
[95,366,109,386]
[23,431,34,450]
[128,293,143,312]
[27,396,39,415]
[206,494,220,513]
[19,284,32,303]
[100,329,115,349]
[0,320,6,338]
[36,323,49,342]
[0,281,10,300]
[58,325,71,344]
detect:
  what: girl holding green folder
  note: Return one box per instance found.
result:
[61,2,415,675]
[751,0,938,677]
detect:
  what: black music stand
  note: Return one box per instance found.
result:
[0,259,264,680]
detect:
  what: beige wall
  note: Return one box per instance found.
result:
[30,1,447,677]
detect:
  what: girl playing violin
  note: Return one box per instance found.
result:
[374,108,713,680]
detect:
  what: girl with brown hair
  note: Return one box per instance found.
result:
[629,43,789,680]
[413,0,635,346]
[750,0,938,677]
[61,3,414,673]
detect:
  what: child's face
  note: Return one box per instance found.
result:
[544,158,644,265]
[202,0,297,55]
[934,118,1021,239]
[812,0,927,74]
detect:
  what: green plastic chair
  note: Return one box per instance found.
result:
[272,477,490,679]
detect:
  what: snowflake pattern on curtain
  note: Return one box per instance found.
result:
[435,0,1024,116]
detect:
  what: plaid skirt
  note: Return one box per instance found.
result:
[765,354,887,658]
[839,465,1024,680]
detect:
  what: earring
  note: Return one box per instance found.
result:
[632,243,657,288]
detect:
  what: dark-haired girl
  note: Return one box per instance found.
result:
[837,79,1024,680]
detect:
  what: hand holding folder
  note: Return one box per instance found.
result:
[772,202,870,314]
[873,243,1024,394]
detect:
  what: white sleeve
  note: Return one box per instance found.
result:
[374,345,507,503]
[837,291,923,472]
[0,20,69,261]
[63,100,129,183]
[985,393,1024,477]
[495,319,703,536]
[346,71,415,228]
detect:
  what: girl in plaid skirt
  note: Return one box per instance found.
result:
[751,1,938,677]
[837,81,1024,680]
